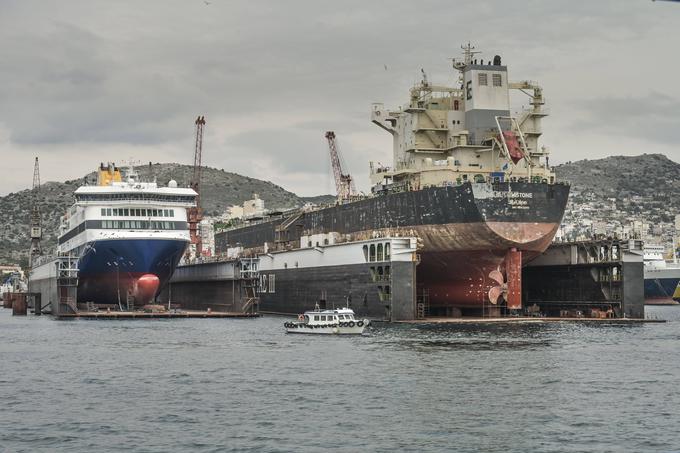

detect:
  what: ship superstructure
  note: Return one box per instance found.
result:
[215,45,570,317]
[48,163,196,307]
[370,44,553,191]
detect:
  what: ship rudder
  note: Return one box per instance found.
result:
[506,248,522,311]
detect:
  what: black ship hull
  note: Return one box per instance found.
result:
[217,182,569,309]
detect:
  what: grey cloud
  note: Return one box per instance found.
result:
[1,0,657,145]
[0,0,678,194]
[570,93,680,145]
[226,127,332,174]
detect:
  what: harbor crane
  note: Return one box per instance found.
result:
[187,116,206,257]
[29,157,42,265]
[324,131,356,202]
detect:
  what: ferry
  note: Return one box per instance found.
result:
[31,163,196,309]
[643,244,680,304]
[284,307,369,334]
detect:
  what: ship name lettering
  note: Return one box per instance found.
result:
[491,191,533,199]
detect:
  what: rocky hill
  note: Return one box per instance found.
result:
[555,153,680,243]
[0,163,333,266]
[556,153,680,204]
[4,155,677,267]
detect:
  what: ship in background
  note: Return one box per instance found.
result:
[643,243,680,304]
[30,163,196,310]
[215,44,570,317]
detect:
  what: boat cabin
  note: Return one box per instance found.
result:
[302,308,357,326]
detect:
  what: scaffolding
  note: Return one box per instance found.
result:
[416,288,430,319]
[238,257,260,314]
[56,254,79,315]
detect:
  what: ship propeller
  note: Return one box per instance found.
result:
[487,268,506,305]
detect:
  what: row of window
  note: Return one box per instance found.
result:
[100,220,181,230]
[77,194,194,203]
[478,73,502,87]
[100,208,175,218]
[58,220,188,244]
[363,243,391,262]
[311,314,353,321]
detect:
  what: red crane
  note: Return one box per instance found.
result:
[187,116,206,257]
[324,131,355,202]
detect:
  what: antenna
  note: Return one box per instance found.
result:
[125,158,141,181]
[453,42,481,70]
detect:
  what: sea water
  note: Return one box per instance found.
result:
[1,306,679,452]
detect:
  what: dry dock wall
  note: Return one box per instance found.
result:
[158,261,245,312]
[257,261,417,320]
[523,240,644,318]
[27,261,59,314]
[162,259,418,321]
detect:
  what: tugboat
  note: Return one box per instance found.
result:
[284,307,369,335]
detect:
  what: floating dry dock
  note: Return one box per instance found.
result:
[54,310,259,320]
[23,238,652,321]
[163,238,649,321]
[24,254,260,318]
[393,317,665,325]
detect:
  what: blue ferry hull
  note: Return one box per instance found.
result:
[77,239,187,305]
[644,277,680,301]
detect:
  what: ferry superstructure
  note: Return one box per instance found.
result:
[33,163,196,308]
[215,45,570,317]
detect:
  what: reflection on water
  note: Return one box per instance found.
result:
[1,308,679,453]
[369,322,559,351]
[646,304,680,321]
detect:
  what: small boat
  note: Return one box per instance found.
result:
[284,307,369,335]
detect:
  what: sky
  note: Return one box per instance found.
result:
[0,0,679,197]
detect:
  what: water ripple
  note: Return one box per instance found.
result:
[1,306,680,452]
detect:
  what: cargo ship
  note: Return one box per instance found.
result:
[215,45,570,317]
[29,163,196,311]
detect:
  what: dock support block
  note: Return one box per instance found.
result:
[12,293,27,316]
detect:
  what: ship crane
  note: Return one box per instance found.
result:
[324,131,356,202]
[187,115,206,258]
[29,157,42,266]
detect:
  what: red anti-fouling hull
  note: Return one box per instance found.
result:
[416,222,559,308]
[78,272,161,306]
